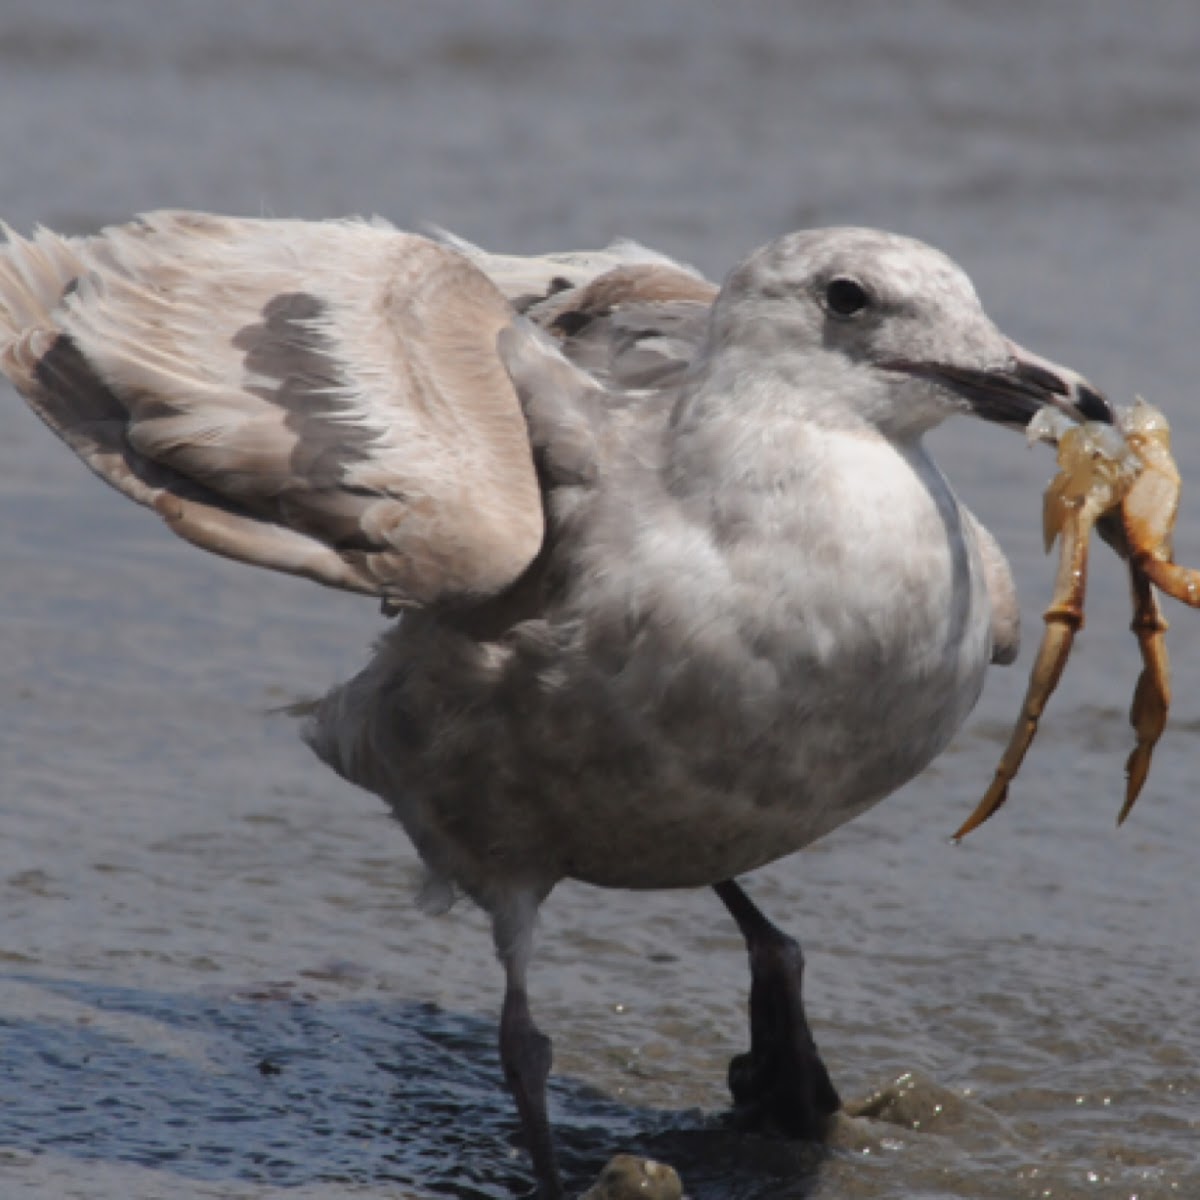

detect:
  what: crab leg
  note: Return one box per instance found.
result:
[1136,556,1200,609]
[958,400,1189,837]
[952,498,1097,841]
[1121,562,1170,824]
[1121,402,1200,608]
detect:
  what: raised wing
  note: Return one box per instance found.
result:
[0,210,720,611]
[0,211,544,609]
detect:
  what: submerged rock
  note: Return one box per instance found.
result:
[578,1153,683,1200]
[845,1069,971,1131]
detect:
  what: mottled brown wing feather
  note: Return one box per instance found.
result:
[0,212,549,609]
[529,263,717,392]
[0,212,723,608]
[0,211,544,608]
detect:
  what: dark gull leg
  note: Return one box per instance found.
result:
[495,896,562,1200]
[714,879,841,1139]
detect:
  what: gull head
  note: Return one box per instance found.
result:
[707,227,1109,438]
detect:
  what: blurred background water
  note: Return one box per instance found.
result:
[0,2,1198,1197]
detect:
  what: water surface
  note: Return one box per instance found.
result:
[1,3,1198,1196]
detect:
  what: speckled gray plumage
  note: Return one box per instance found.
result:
[308,227,1030,912]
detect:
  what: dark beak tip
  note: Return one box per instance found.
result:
[1073,384,1115,425]
[1011,351,1114,426]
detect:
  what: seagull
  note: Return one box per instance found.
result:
[0,212,1110,1198]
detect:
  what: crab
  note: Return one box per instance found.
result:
[954,398,1199,840]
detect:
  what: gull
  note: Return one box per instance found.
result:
[0,212,1109,1198]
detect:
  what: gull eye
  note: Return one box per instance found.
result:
[824,276,870,318]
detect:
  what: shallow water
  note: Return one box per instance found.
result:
[1,2,1198,1197]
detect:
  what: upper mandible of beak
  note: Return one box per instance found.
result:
[881,340,1112,430]
[1003,340,1114,426]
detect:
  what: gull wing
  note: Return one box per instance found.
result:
[961,504,1021,665]
[447,231,718,393]
[0,211,544,609]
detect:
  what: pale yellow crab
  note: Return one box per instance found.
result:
[955,399,1197,839]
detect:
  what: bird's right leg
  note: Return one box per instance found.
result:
[495,894,562,1200]
[714,879,840,1140]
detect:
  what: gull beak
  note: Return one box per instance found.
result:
[883,340,1112,429]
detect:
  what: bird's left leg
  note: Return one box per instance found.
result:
[494,893,562,1200]
[713,879,840,1140]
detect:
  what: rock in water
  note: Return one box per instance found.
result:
[578,1154,683,1200]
